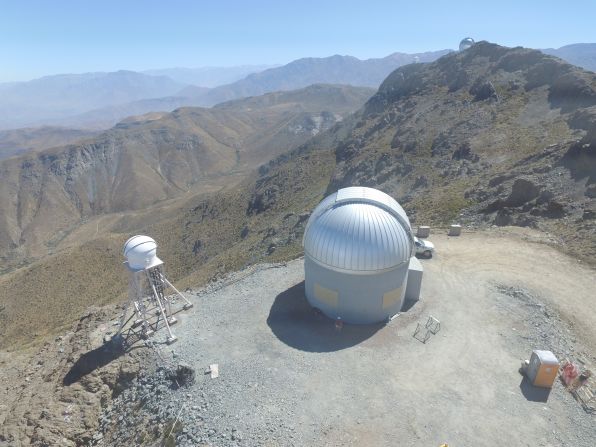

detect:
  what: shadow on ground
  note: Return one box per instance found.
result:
[519,376,552,402]
[63,340,126,386]
[63,306,190,386]
[400,299,418,312]
[267,281,384,353]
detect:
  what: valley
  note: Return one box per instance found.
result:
[0,84,373,269]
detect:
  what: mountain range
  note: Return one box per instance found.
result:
[2,45,595,134]
[0,84,374,273]
[143,65,277,87]
[0,42,595,354]
[0,51,450,130]
[0,71,184,130]
[542,43,596,72]
[193,50,452,106]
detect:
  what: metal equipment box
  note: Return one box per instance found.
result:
[527,350,559,388]
[416,226,430,238]
[405,256,423,302]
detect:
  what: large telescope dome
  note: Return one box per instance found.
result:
[459,37,475,51]
[302,187,415,324]
[303,187,414,273]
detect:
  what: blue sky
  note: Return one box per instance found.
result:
[1,0,595,82]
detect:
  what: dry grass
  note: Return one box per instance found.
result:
[0,236,126,349]
[409,179,473,224]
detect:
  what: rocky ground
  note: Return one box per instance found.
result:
[93,229,596,447]
[0,306,153,446]
[2,228,595,446]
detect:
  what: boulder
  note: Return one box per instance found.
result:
[170,363,195,388]
[470,79,498,101]
[488,174,514,187]
[413,175,428,189]
[543,201,567,218]
[247,185,280,215]
[505,179,541,207]
[560,141,596,183]
[452,143,479,162]
[494,208,513,226]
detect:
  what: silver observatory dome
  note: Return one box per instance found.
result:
[459,37,475,51]
[303,187,413,272]
[302,187,415,324]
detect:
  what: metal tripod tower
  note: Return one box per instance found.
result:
[118,235,193,344]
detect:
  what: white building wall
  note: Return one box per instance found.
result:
[304,255,409,324]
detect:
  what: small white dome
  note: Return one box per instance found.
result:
[303,187,414,273]
[123,235,161,271]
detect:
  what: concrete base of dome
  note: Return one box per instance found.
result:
[304,256,409,324]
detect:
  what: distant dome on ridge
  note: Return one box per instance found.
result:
[459,37,475,51]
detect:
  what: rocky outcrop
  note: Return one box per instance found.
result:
[469,79,498,101]
[452,143,479,162]
[318,41,596,254]
[559,141,596,183]
[505,179,542,207]
[247,183,280,216]
[0,307,149,446]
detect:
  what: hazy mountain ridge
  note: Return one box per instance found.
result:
[0,52,447,130]
[0,71,185,130]
[143,65,277,87]
[0,126,98,160]
[542,43,596,72]
[4,45,595,133]
[50,52,452,128]
[46,94,210,130]
[197,50,452,106]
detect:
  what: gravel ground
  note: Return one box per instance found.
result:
[95,229,595,447]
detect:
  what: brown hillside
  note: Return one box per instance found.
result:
[0,84,373,268]
[0,126,98,160]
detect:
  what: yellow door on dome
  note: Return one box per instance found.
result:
[314,283,338,308]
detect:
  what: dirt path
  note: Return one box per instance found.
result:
[430,228,596,353]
